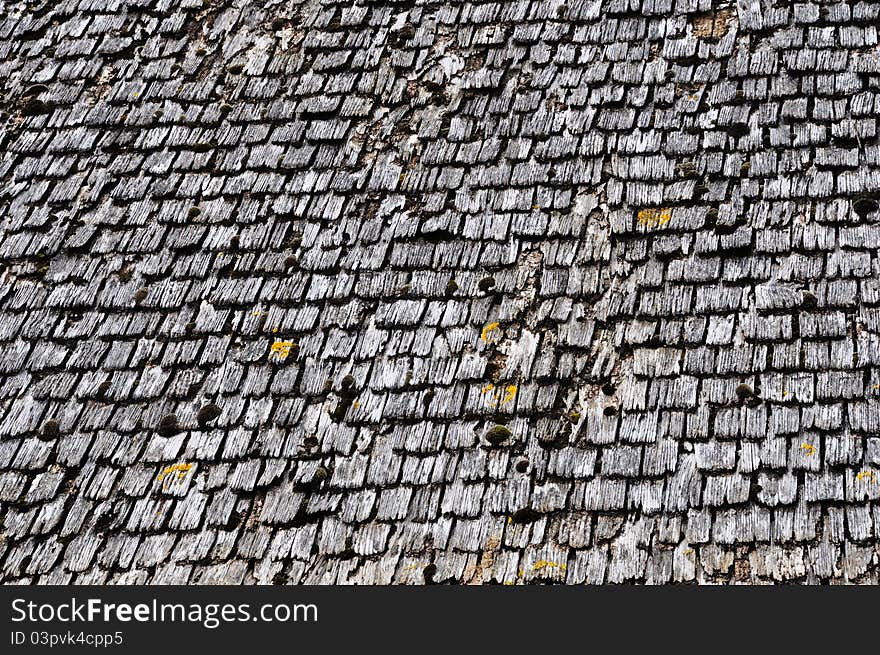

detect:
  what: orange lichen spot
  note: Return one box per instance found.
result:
[532,204,541,209]
[481,322,502,342]
[800,443,816,457]
[637,208,672,228]
[353,400,361,409]
[158,463,193,484]
[270,340,294,359]
[856,471,876,484]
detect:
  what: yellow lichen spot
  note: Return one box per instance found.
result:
[800,443,816,457]
[518,569,524,578]
[271,327,279,333]
[532,204,541,209]
[856,470,875,484]
[503,580,515,586]
[637,208,672,228]
[532,560,567,572]
[684,548,694,556]
[157,463,193,484]
[500,384,517,405]
[507,516,513,524]
[481,322,501,342]
[270,340,294,359]
[353,400,361,409]
[252,310,261,317]
[485,383,518,407]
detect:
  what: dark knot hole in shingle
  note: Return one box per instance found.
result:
[735,384,754,401]
[511,507,540,524]
[41,419,60,440]
[853,196,878,218]
[727,123,750,139]
[485,425,512,446]
[801,290,818,309]
[196,403,221,427]
[158,414,182,437]
[478,276,496,292]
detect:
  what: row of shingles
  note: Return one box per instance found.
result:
[387,3,628,584]
[78,0,394,584]
[552,2,832,577]
[167,0,872,584]
[347,5,670,584]
[648,1,880,575]
[358,0,720,584]
[270,0,604,584]
[235,0,880,584]
[166,1,437,585]
[717,5,880,578]
[113,1,349,585]
[0,0,168,582]
[0,0,300,584]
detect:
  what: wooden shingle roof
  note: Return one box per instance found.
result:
[1,0,880,584]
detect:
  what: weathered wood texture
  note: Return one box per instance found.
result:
[1,0,880,584]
